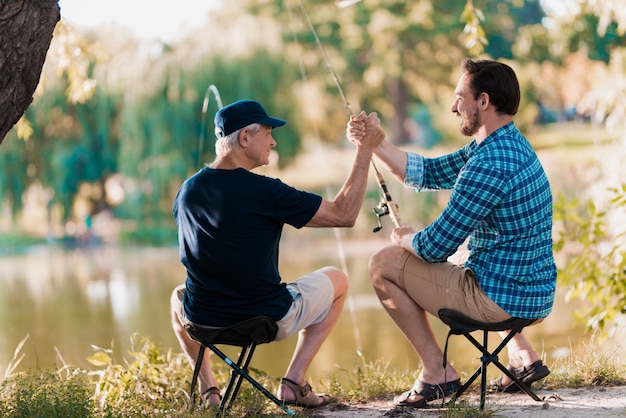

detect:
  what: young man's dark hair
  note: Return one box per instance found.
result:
[461,59,521,116]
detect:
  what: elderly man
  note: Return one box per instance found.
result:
[170,99,384,407]
[348,59,554,408]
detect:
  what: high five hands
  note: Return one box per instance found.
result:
[346,111,384,148]
[347,111,419,255]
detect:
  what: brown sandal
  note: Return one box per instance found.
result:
[489,360,550,393]
[201,386,221,406]
[394,378,462,408]
[279,377,331,407]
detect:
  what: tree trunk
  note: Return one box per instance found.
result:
[0,0,59,144]
[386,77,409,145]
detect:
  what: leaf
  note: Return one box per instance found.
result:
[88,351,113,367]
[15,116,34,141]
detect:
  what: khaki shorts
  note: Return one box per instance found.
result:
[172,270,334,341]
[399,251,510,323]
[274,270,334,341]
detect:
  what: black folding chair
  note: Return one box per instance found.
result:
[184,316,296,416]
[438,308,545,410]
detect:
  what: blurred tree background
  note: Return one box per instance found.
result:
[1,0,624,234]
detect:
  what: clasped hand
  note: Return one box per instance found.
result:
[346,111,385,149]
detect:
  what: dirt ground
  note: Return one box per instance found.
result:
[297,386,626,417]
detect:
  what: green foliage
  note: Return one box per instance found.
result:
[87,333,192,416]
[479,0,546,60]
[0,334,291,417]
[0,370,92,418]
[553,185,626,335]
[0,332,624,417]
[460,2,488,56]
[4,1,626,242]
[563,13,626,63]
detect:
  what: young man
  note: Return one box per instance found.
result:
[348,59,555,408]
[170,99,384,407]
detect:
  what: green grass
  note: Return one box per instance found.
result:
[542,333,626,389]
[0,332,624,418]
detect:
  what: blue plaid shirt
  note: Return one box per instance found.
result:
[404,122,556,319]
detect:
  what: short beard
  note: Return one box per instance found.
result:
[460,107,480,137]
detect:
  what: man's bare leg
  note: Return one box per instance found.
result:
[495,331,543,386]
[277,267,348,405]
[170,289,221,405]
[368,246,460,403]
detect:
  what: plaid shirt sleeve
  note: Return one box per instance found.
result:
[404,142,475,191]
[411,148,507,263]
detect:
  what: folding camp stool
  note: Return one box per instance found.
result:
[438,308,545,410]
[184,316,295,416]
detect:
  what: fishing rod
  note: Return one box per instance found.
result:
[297,0,403,232]
[197,84,223,167]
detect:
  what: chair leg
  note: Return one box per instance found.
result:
[450,329,543,410]
[207,343,296,416]
[188,345,206,412]
[450,330,493,409]
[493,360,543,402]
[478,330,489,409]
[489,330,543,402]
[449,330,488,405]
[220,343,255,410]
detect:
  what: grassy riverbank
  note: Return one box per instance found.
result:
[0,332,623,417]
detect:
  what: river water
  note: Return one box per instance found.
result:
[0,234,621,387]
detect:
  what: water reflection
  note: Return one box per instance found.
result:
[0,239,622,387]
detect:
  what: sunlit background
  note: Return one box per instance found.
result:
[59,0,220,42]
[1,0,625,393]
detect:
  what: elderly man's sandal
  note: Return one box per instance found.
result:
[279,377,331,407]
[394,378,462,408]
[201,387,221,405]
[490,360,550,393]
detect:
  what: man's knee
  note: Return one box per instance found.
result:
[170,286,185,329]
[369,245,403,285]
[319,266,349,298]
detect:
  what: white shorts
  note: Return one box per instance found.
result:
[274,270,334,341]
[172,269,334,341]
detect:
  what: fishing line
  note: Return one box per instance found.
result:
[297,0,353,118]
[197,84,223,167]
[296,0,403,230]
[286,0,362,353]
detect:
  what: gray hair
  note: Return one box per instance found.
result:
[215,123,261,156]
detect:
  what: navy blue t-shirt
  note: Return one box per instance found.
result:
[173,166,323,327]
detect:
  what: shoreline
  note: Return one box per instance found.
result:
[305,385,626,417]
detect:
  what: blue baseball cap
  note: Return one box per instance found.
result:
[214,99,286,138]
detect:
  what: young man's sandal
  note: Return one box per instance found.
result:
[489,360,550,393]
[279,377,332,407]
[394,378,462,408]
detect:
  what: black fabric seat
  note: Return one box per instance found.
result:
[184,316,295,416]
[438,308,544,410]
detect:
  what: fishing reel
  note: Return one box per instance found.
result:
[372,199,391,233]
